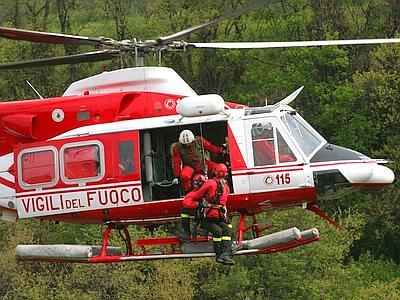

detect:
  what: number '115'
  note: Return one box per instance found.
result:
[276,173,291,185]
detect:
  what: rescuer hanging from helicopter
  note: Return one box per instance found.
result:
[192,163,234,265]
[177,173,207,241]
[171,129,226,192]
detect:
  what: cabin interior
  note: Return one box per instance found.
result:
[140,121,231,201]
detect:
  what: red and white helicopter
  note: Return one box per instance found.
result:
[0,2,396,263]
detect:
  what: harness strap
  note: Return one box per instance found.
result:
[205,179,224,218]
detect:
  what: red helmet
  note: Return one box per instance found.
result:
[215,163,228,178]
[193,173,206,188]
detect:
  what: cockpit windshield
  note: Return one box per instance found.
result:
[281,112,323,157]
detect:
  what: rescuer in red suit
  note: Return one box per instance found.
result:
[171,129,225,192]
[177,173,207,241]
[192,163,234,265]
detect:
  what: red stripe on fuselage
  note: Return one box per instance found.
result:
[233,167,304,176]
[0,176,14,189]
[310,160,375,167]
[227,125,247,170]
[352,183,391,188]
[232,160,376,175]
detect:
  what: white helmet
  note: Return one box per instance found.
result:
[179,130,195,144]
[252,122,272,136]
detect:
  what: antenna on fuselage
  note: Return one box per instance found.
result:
[26,80,43,99]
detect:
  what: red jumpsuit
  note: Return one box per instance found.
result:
[171,136,222,191]
[253,140,295,166]
[192,177,230,218]
[182,190,199,209]
[253,140,276,166]
[192,177,232,260]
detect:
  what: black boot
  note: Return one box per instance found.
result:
[213,241,221,261]
[217,240,235,265]
[231,242,242,253]
[177,218,191,241]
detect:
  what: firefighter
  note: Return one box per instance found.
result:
[193,163,234,265]
[177,173,207,241]
[171,129,225,192]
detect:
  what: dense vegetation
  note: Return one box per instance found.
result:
[0,0,399,299]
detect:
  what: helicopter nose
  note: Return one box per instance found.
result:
[342,163,395,187]
[363,164,395,186]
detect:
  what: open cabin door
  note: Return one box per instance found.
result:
[244,117,309,200]
[139,121,230,202]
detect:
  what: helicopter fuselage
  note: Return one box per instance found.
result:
[0,67,394,224]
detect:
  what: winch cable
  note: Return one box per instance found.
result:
[199,123,207,176]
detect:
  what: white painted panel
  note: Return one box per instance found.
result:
[17,183,144,218]
[63,67,197,97]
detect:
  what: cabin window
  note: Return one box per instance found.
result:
[251,122,276,166]
[19,147,58,188]
[281,113,323,156]
[61,141,104,183]
[251,121,296,167]
[118,141,135,175]
[277,132,296,163]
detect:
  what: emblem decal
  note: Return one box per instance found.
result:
[164,98,176,110]
[52,109,65,122]
[264,175,274,186]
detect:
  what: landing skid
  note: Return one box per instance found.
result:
[307,204,341,228]
[16,219,320,263]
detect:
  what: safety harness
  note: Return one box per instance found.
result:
[174,137,204,168]
[194,179,225,233]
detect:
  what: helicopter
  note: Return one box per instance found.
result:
[0,1,396,263]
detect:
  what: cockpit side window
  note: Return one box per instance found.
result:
[277,131,296,163]
[281,113,323,156]
[250,121,297,167]
[251,122,276,166]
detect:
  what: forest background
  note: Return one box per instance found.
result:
[0,0,399,299]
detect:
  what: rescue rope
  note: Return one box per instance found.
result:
[199,123,207,175]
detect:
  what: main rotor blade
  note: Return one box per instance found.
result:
[188,38,400,49]
[0,27,113,46]
[157,0,266,45]
[0,50,119,69]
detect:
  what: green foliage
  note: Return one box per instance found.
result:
[0,0,400,298]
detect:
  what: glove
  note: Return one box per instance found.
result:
[200,200,210,208]
[172,178,179,185]
[221,144,228,154]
